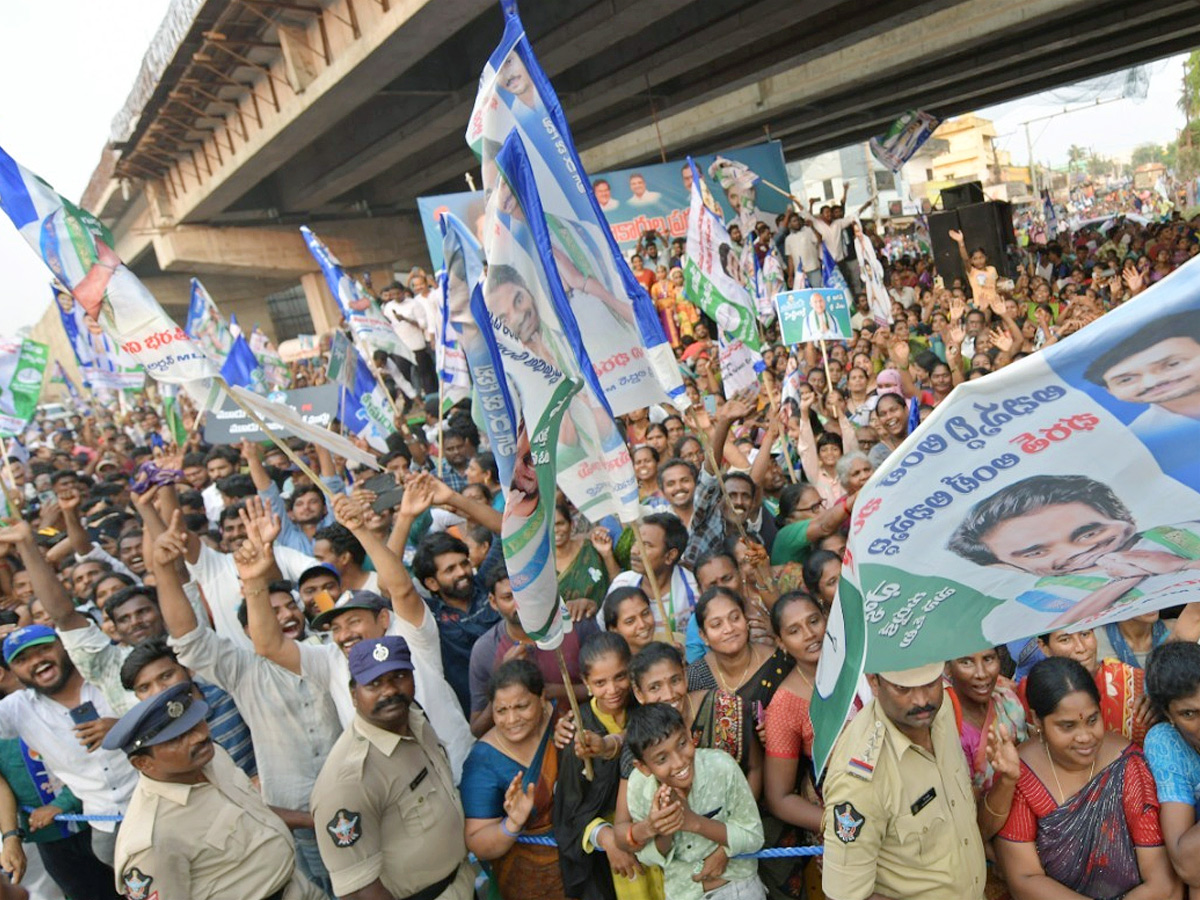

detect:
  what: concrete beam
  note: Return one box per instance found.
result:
[576,0,1090,172]
[286,0,697,212]
[172,0,494,224]
[149,216,423,278]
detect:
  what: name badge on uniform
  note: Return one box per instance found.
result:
[910,787,936,816]
[409,767,429,791]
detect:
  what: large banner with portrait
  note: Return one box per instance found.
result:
[417,141,790,271]
[812,257,1200,773]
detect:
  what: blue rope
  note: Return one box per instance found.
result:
[514,833,822,857]
[18,811,824,856]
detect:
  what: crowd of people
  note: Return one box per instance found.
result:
[0,197,1196,900]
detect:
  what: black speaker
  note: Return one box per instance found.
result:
[928,201,1017,284]
[939,181,985,209]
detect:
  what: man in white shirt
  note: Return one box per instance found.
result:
[784,213,824,289]
[240,494,474,781]
[381,282,435,397]
[0,624,138,867]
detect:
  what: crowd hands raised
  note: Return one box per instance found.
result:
[0,205,1195,900]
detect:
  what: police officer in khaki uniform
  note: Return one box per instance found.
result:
[821,662,986,900]
[310,636,472,900]
[104,681,324,900]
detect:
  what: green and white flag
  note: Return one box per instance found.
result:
[682,158,760,351]
[325,331,358,392]
[0,338,48,437]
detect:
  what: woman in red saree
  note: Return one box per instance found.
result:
[996,657,1178,900]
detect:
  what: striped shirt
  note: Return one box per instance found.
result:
[197,680,256,778]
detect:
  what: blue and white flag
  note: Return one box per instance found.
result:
[440,212,520,491]
[488,131,641,524]
[219,334,265,393]
[300,225,414,363]
[339,345,396,453]
[436,259,471,409]
[185,278,234,363]
[466,1,687,414]
[1043,189,1059,236]
[869,110,940,172]
[821,242,850,297]
[0,146,216,404]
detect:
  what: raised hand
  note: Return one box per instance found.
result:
[590,526,614,559]
[985,722,1020,784]
[948,229,964,244]
[1123,266,1145,295]
[240,496,282,548]
[57,485,82,513]
[332,493,367,532]
[890,341,910,366]
[398,473,435,519]
[502,772,536,831]
[990,328,1014,353]
[152,511,188,568]
[947,325,965,347]
[0,520,33,547]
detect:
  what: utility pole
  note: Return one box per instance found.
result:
[1025,121,1038,197]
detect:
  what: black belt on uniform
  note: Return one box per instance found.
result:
[403,865,459,900]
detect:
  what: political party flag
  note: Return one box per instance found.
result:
[708,156,773,238]
[0,338,48,437]
[683,159,761,351]
[440,211,520,490]
[470,185,581,648]
[325,331,359,392]
[338,344,396,453]
[436,259,471,409]
[869,110,940,172]
[161,384,189,446]
[487,132,640,524]
[185,279,234,363]
[300,225,415,363]
[1043,189,1059,236]
[717,338,764,399]
[852,220,893,326]
[219,334,265,392]
[707,156,760,196]
[52,282,143,393]
[249,327,290,390]
[466,1,687,414]
[820,242,850,297]
[0,147,216,403]
[745,243,784,323]
[811,254,1200,775]
[53,362,84,406]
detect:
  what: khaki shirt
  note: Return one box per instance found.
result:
[822,698,985,900]
[114,745,323,900]
[310,708,471,900]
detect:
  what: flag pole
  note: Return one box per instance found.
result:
[754,324,799,485]
[437,379,445,480]
[554,645,594,782]
[220,379,336,504]
[630,516,674,644]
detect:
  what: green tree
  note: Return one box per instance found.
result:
[1067,144,1086,173]
[1131,143,1168,167]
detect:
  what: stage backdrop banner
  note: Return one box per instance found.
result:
[417,141,789,270]
[811,257,1200,775]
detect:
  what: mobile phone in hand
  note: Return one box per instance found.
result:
[69,702,99,726]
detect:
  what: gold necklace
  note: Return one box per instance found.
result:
[714,646,756,693]
[1044,742,1096,804]
[793,664,815,692]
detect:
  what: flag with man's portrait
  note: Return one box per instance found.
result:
[812,255,1200,774]
[0,146,216,404]
[467,0,687,415]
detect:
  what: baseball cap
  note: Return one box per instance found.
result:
[102,682,209,755]
[3,625,58,665]
[310,590,388,630]
[348,636,414,686]
[874,662,945,688]
[297,563,341,589]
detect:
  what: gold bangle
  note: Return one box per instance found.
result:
[244,586,268,598]
[982,792,1003,818]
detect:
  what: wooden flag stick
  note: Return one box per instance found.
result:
[221,379,336,504]
[554,645,593,781]
[631,515,674,642]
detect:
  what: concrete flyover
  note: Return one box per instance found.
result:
[78,0,1200,339]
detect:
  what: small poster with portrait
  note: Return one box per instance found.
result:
[774,289,853,344]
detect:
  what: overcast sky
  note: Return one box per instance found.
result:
[0,6,1191,333]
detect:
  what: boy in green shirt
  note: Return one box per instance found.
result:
[624,704,765,900]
